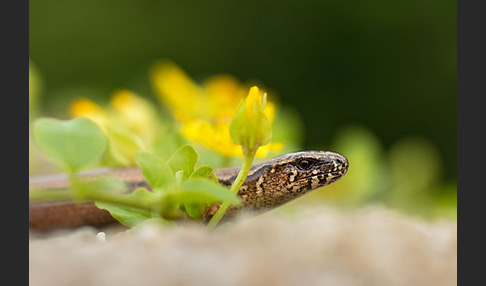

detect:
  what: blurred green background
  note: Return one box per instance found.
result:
[29,0,456,218]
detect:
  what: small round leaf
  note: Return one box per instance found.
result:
[32,117,107,173]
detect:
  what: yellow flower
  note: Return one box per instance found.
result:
[150,60,201,116]
[110,89,159,145]
[70,98,109,128]
[69,89,160,166]
[150,61,283,158]
[180,119,283,158]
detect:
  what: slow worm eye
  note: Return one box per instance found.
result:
[299,160,311,169]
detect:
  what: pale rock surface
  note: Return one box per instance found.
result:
[29,205,457,286]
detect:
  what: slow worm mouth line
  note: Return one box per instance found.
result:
[295,169,347,183]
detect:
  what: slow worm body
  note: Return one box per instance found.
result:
[29,151,349,230]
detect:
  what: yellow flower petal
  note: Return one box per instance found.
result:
[150,60,200,115]
[70,98,101,116]
[255,142,284,157]
[245,86,263,120]
[204,75,246,119]
[263,101,276,123]
[69,98,108,127]
[111,89,136,111]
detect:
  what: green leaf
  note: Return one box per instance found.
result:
[104,125,145,166]
[184,202,207,220]
[95,188,154,227]
[162,178,239,221]
[135,152,174,189]
[32,117,107,173]
[229,100,248,146]
[190,165,214,179]
[167,145,198,180]
[190,165,220,188]
[169,178,240,206]
[183,166,218,219]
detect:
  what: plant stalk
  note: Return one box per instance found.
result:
[30,173,157,213]
[207,148,256,229]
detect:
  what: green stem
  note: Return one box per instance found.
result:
[29,189,75,201]
[29,172,79,201]
[84,189,156,212]
[30,187,158,213]
[30,173,157,213]
[207,148,256,229]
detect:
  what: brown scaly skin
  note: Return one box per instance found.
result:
[29,151,348,231]
[203,151,349,220]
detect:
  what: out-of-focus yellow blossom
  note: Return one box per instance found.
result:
[70,98,109,127]
[69,89,160,166]
[150,60,282,158]
[109,89,159,145]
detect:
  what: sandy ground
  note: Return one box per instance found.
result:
[29,205,456,286]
